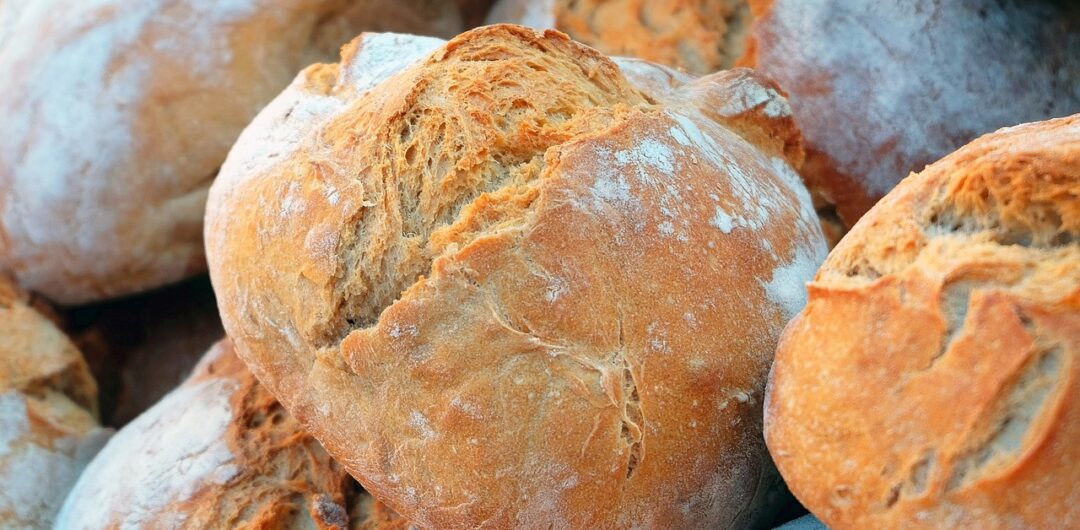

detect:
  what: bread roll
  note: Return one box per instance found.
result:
[766,115,1080,529]
[207,25,825,528]
[0,0,461,305]
[741,0,1080,227]
[0,277,110,529]
[486,0,751,75]
[56,338,402,529]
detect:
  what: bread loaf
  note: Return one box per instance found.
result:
[741,0,1080,227]
[0,277,110,529]
[486,0,751,75]
[56,339,403,529]
[766,115,1080,529]
[0,0,462,304]
[207,25,826,528]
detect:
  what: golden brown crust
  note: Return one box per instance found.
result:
[209,26,825,528]
[766,115,1080,529]
[487,0,752,75]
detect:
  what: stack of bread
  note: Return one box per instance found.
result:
[0,1,1076,529]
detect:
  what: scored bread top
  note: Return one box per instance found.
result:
[766,115,1080,529]
[208,25,825,528]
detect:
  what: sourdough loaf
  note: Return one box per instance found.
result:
[56,339,398,529]
[207,25,825,528]
[0,277,110,529]
[766,115,1080,529]
[0,0,461,304]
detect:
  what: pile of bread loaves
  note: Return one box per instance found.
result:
[0,1,1076,529]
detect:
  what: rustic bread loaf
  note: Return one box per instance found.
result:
[207,25,826,528]
[741,0,1080,228]
[486,0,751,75]
[56,338,401,530]
[0,277,110,529]
[766,115,1080,529]
[0,0,461,305]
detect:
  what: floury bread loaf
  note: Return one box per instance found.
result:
[739,0,1080,227]
[0,0,462,304]
[207,25,826,528]
[0,276,110,529]
[766,115,1080,529]
[57,339,409,530]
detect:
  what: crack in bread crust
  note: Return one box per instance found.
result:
[318,26,649,347]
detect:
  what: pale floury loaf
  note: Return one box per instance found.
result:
[0,277,110,529]
[0,0,461,304]
[206,25,826,528]
[56,339,407,530]
[766,115,1080,529]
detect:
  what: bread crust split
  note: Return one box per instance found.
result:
[766,114,1080,529]
[207,24,826,528]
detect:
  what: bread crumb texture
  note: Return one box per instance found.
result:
[767,115,1080,529]
[55,339,383,530]
[207,25,825,528]
[487,0,752,75]
[0,276,109,529]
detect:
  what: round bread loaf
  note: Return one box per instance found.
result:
[56,338,402,530]
[207,25,826,528]
[486,0,751,75]
[0,276,110,529]
[0,0,461,305]
[766,115,1080,529]
[741,0,1080,227]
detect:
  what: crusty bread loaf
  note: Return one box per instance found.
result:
[0,0,462,305]
[207,25,826,528]
[56,338,398,529]
[486,0,751,75]
[740,0,1080,228]
[0,276,110,529]
[766,115,1080,529]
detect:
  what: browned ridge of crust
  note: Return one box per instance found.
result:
[208,24,826,528]
[767,115,1080,529]
[488,0,753,75]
